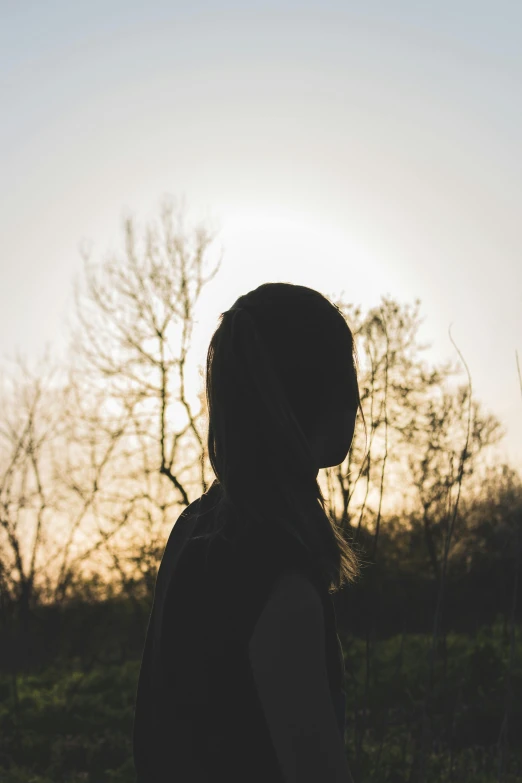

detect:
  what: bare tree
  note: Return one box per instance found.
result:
[321,295,508,778]
[407,376,504,584]
[67,196,222,596]
[0,354,63,626]
[0,351,140,619]
[49,374,141,603]
[323,295,455,542]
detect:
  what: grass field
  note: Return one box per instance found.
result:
[1,620,520,782]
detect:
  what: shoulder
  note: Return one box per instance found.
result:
[248,567,325,665]
[247,568,352,782]
[265,568,323,616]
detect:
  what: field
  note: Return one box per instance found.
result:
[1,602,520,783]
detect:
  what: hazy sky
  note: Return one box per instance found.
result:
[2,1,522,470]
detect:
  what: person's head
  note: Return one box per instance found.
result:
[205,282,365,592]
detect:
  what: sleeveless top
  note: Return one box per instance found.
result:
[133,480,346,782]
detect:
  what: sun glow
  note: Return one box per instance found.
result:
[219,205,379,293]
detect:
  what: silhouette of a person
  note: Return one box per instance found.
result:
[133,282,363,782]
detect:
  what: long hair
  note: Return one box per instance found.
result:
[203,282,365,594]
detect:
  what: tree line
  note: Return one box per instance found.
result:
[1,195,521,781]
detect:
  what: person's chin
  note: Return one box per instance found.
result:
[323,444,349,469]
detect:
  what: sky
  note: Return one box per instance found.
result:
[2,0,522,471]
